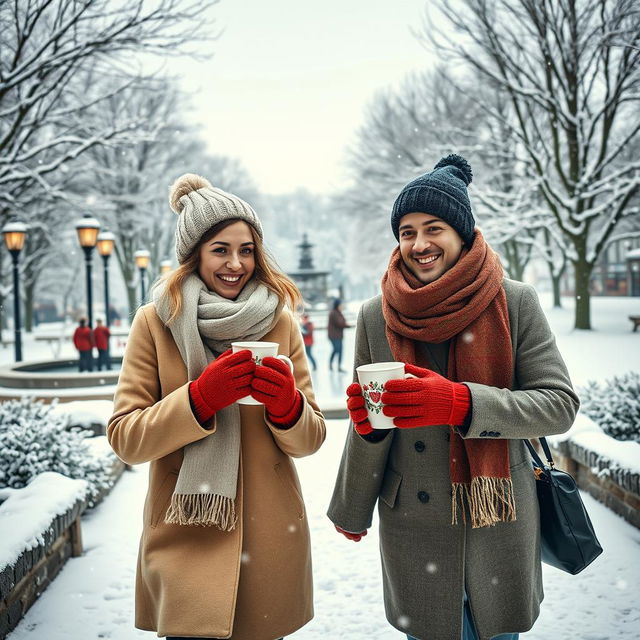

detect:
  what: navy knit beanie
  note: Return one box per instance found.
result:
[391,154,475,245]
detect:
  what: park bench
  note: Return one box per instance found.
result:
[630,315,640,332]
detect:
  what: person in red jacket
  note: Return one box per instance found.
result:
[93,318,111,371]
[73,317,94,372]
[300,312,316,371]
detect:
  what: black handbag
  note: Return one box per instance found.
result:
[524,438,603,575]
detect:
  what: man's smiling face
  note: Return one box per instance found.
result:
[398,212,464,284]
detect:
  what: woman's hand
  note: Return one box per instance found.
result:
[381,364,471,428]
[189,349,256,423]
[335,525,367,542]
[251,356,302,426]
[346,382,373,435]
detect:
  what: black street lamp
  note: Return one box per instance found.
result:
[134,250,151,304]
[97,230,115,327]
[2,219,28,362]
[75,214,101,327]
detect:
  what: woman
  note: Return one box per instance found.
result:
[108,174,326,640]
[327,298,350,372]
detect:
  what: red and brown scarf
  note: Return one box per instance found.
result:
[380,229,516,528]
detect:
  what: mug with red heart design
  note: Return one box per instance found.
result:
[356,361,413,429]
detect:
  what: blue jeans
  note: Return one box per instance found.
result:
[304,344,317,370]
[329,337,343,369]
[78,350,93,372]
[407,592,519,640]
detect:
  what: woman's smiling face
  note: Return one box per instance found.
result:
[197,221,256,299]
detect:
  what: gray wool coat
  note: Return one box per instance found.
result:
[327,279,580,640]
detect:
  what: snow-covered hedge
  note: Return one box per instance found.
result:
[579,371,640,443]
[0,397,115,507]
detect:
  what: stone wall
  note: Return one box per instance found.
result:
[0,498,85,639]
[0,457,126,639]
[549,440,640,529]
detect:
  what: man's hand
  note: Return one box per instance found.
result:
[381,364,471,428]
[335,525,368,542]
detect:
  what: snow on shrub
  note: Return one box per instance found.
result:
[579,371,640,443]
[0,397,115,506]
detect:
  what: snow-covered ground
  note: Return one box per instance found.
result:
[4,293,640,639]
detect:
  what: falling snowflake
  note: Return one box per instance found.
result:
[199,482,211,493]
[462,331,474,343]
[288,524,297,533]
[491,576,499,586]
[426,562,438,574]
[615,578,627,590]
[397,615,410,628]
[241,552,250,564]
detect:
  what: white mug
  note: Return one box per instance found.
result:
[356,361,414,429]
[231,341,294,406]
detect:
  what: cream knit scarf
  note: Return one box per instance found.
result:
[153,274,282,529]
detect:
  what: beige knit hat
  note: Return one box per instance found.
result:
[169,173,264,264]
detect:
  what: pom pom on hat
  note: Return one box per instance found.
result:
[433,154,473,186]
[169,173,212,214]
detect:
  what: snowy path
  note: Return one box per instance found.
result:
[8,419,640,640]
[5,294,640,639]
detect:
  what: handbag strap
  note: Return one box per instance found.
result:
[524,437,555,468]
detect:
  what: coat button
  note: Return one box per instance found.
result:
[480,430,488,437]
[417,491,430,503]
[414,440,425,453]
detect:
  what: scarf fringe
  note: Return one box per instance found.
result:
[451,477,516,528]
[165,493,237,530]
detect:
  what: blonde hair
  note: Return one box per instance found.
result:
[162,219,301,324]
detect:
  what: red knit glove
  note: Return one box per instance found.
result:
[189,349,256,424]
[346,382,373,435]
[251,356,302,427]
[381,364,471,428]
[335,525,367,542]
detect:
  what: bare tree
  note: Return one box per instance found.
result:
[423,0,640,328]
[0,0,218,217]
[340,69,551,288]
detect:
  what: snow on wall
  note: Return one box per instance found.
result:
[0,472,87,573]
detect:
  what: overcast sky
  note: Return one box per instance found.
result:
[176,0,436,194]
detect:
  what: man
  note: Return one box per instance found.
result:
[327,155,580,640]
[72,317,94,372]
[93,318,111,371]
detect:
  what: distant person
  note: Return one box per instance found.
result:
[328,298,350,372]
[73,317,93,372]
[93,318,111,371]
[301,312,317,371]
[109,304,122,326]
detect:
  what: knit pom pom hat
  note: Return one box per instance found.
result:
[390,154,475,245]
[169,173,264,264]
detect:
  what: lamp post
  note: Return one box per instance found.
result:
[159,259,172,276]
[97,230,115,327]
[134,249,151,303]
[2,219,28,362]
[75,214,101,327]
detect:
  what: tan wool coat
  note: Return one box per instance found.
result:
[107,303,326,639]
